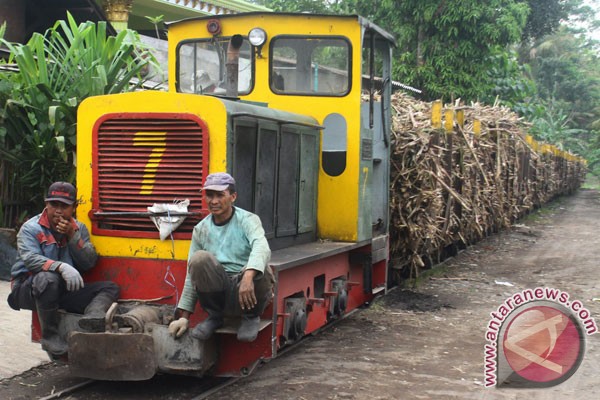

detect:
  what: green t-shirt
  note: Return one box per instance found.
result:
[178,207,271,312]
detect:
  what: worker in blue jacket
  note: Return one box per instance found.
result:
[7,182,119,357]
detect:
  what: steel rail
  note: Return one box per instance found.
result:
[38,379,96,400]
[32,306,370,400]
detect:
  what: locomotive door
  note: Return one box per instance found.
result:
[361,29,393,237]
[231,115,319,250]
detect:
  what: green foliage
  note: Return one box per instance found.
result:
[0,13,161,209]
[581,173,600,190]
[520,0,575,41]
[364,0,530,101]
[145,15,164,39]
[513,27,600,173]
[257,0,546,103]
[529,27,600,126]
[525,98,587,149]
[586,148,600,176]
[581,128,600,176]
[255,0,356,13]
[484,49,537,108]
[255,0,599,173]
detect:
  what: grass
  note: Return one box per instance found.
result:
[367,299,387,312]
[521,200,562,224]
[582,173,600,190]
[400,264,453,289]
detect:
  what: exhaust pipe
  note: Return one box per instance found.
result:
[226,34,244,97]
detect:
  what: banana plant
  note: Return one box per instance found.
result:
[0,12,163,215]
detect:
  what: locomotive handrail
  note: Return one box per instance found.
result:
[92,211,201,217]
[230,112,324,130]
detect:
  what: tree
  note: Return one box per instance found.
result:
[258,0,531,102]
[520,0,575,41]
[483,49,537,111]
[517,0,595,63]
[252,0,600,175]
[255,0,356,13]
[531,27,599,110]
[372,0,530,101]
[522,27,600,171]
[0,13,162,210]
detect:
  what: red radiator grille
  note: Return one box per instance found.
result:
[92,114,208,238]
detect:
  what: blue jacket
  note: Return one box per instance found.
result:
[11,209,98,280]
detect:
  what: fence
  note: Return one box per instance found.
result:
[0,160,31,229]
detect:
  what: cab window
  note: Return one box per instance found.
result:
[270,36,351,96]
[177,38,253,94]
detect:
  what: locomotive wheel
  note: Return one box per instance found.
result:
[288,308,307,341]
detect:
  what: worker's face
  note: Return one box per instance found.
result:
[45,201,75,231]
[204,189,237,222]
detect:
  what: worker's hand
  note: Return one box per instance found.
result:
[168,317,189,338]
[55,216,75,239]
[239,269,257,311]
[58,263,84,291]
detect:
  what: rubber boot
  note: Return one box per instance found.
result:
[37,307,68,356]
[78,292,116,332]
[237,311,261,342]
[238,288,273,342]
[190,292,225,340]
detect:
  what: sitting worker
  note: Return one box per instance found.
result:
[169,172,274,342]
[7,182,120,357]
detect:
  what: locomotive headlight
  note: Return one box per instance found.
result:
[248,28,267,47]
[248,28,267,58]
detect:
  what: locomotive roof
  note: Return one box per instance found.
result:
[164,12,397,47]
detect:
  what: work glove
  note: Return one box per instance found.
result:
[168,317,189,338]
[58,263,84,292]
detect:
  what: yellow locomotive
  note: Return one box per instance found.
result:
[60,12,394,380]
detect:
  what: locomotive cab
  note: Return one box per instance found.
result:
[47,12,396,380]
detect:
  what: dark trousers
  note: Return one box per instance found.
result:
[188,250,275,316]
[8,271,119,313]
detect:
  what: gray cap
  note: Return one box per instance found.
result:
[45,181,76,205]
[202,172,235,191]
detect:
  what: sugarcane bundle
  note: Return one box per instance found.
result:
[388,92,586,279]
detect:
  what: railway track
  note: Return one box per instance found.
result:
[21,373,235,400]
[3,308,363,400]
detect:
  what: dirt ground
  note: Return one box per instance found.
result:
[1,188,599,400]
[210,189,600,400]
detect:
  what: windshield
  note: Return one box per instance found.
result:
[177,37,253,95]
[270,36,351,96]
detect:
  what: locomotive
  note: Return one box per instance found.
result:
[33,12,396,380]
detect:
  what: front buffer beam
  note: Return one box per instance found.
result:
[68,324,217,381]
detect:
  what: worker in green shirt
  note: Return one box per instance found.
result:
[168,172,274,342]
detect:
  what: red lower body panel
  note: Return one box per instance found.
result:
[32,244,387,378]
